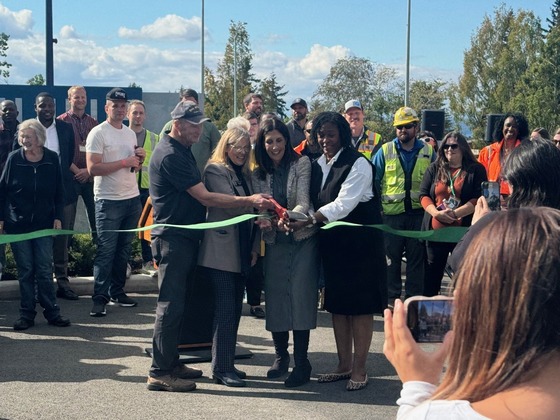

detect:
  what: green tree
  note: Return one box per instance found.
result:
[310,56,402,140]
[258,72,288,119]
[449,5,543,139]
[512,17,560,132]
[0,32,11,80]
[310,56,457,141]
[204,21,257,129]
[545,0,560,31]
[27,74,46,85]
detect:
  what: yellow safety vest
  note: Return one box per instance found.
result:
[380,141,432,215]
[137,130,159,189]
[356,129,383,160]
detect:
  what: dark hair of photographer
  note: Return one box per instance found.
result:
[434,207,560,404]
[503,137,560,209]
[447,137,560,275]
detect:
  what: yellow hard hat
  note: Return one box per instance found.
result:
[393,106,419,126]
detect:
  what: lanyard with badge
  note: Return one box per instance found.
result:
[443,169,461,210]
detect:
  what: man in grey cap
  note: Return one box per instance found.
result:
[159,88,221,174]
[286,98,308,147]
[146,101,273,392]
[86,87,146,317]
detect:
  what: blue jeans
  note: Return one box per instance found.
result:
[11,236,60,322]
[93,197,141,303]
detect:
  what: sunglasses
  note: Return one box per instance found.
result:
[442,144,459,150]
[554,139,560,145]
[396,123,416,130]
[305,129,312,134]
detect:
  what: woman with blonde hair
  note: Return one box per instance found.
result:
[384,207,560,418]
[198,127,257,387]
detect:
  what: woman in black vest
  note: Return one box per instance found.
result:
[308,112,387,391]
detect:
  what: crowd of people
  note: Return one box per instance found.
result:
[1,88,560,410]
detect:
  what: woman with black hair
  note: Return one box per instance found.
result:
[419,132,487,296]
[449,137,560,274]
[252,117,320,388]
[308,111,386,391]
[478,112,528,201]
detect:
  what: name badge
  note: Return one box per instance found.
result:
[79,145,87,153]
[387,163,396,171]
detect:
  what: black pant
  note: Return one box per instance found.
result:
[246,256,263,306]
[150,235,199,376]
[424,241,455,296]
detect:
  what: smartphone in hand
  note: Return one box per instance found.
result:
[481,181,501,211]
[405,296,453,343]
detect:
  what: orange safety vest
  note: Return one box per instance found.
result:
[478,139,521,195]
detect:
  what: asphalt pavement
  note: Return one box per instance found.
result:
[0,275,401,420]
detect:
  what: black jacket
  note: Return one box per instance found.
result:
[0,147,64,234]
[14,120,77,205]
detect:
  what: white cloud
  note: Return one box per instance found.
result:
[118,15,204,41]
[294,44,351,78]
[0,4,34,38]
[59,25,80,40]
[251,44,351,101]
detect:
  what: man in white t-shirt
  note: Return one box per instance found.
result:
[86,88,146,317]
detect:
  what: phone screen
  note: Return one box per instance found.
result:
[406,297,453,343]
[481,181,501,211]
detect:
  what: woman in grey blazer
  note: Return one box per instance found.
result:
[252,117,320,388]
[198,128,259,387]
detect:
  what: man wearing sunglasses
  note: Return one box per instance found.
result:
[372,107,435,308]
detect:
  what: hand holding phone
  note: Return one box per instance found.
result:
[383,299,452,384]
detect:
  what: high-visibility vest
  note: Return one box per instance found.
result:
[137,130,159,189]
[380,141,432,215]
[355,129,383,159]
[478,139,520,195]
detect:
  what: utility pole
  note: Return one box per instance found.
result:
[200,0,205,110]
[404,0,411,106]
[233,32,237,118]
[46,0,56,86]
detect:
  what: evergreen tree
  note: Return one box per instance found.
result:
[0,32,11,80]
[258,73,288,119]
[449,5,543,139]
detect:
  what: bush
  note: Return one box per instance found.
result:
[1,233,143,279]
[68,234,97,276]
[2,244,18,280]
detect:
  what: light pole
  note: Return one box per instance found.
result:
[233,32,237,118]
[405,0,411,106]
[46,0,56,86]
[200,0,205,109]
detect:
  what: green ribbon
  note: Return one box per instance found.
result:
[323,221,468,243]
[0,214,467,245]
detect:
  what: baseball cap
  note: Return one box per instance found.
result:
[344,99,363,113]
[106,87,128,101]
[170,101,210,124]
[291,98,308,109]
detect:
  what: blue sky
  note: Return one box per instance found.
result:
[0,0,553,103]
